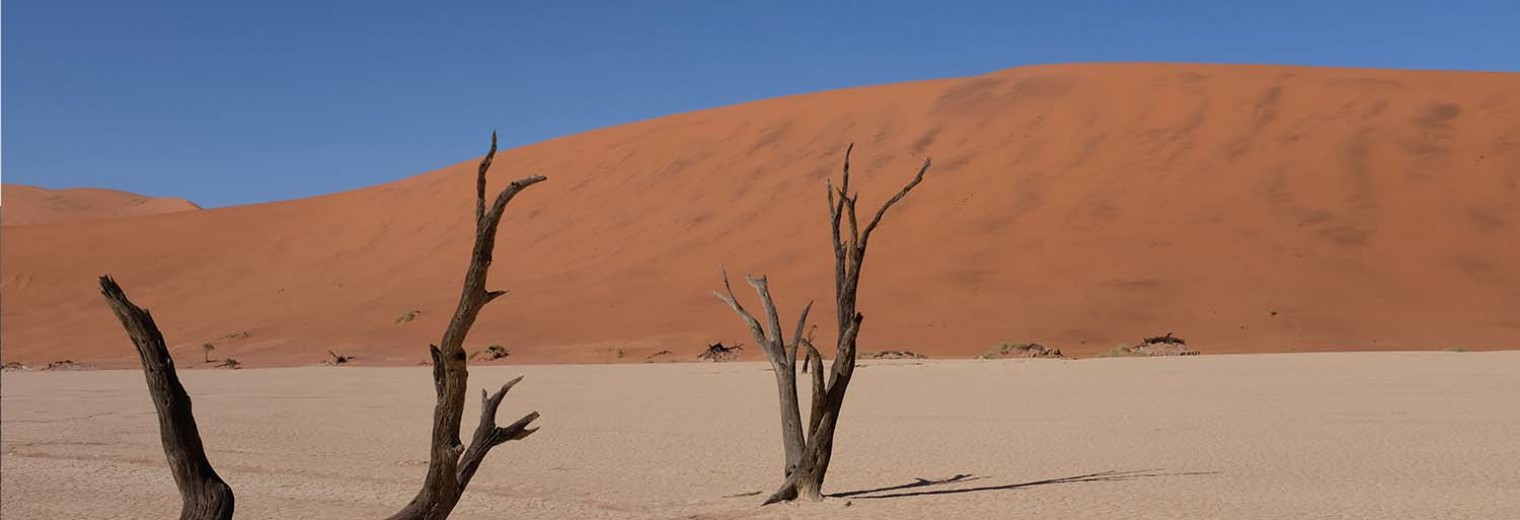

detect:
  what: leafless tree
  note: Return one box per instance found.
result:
[100,277,235,520]
[715,144,930,504]
[97,133,544,520]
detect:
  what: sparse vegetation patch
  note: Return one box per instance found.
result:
[1132,333,1199,356]
[979,342,1064,359]
[470,345,510,361]
[865,350,927,359]
[43,360,83,371]
[1102,333,1200,357]
[699,342,744,362]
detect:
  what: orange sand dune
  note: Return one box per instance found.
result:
[1,184,201,226]
[2,63,1518,367]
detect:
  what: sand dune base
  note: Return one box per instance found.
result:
[4,352,1518,519]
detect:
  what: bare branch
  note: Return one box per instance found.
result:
[799,324,819,373]
[803,338,825,434]
[428,345,446,400]
[99,276,235,520]
[746,275,785,356]
[859,157,931,249]
[484,176,548,227]
[839,143,853,202]
[827,184,847,302]
[786,301,814,365]
[845,194,860,249]
[475,132,496,224]
[714,266,768,348]
[457,377,540,488]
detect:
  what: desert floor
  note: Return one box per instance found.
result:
[3,352,1518,519]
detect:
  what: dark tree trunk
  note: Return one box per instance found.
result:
[386,132,544,520]
[715,144,931,504]
[100,276,236,520]
[99,132,544,520]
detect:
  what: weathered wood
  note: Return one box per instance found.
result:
[99,276,235,520]
[457,377,540,489]
[99,132,545,520]
[386,132,544,520]
[719,143,932,505]
[715,269,811,479]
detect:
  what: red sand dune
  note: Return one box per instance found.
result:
[2,63,1517,367]
[1,184,201,226]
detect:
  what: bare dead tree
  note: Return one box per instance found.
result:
[715,143,931,504]
[98,132,544,520]
[383,132,544,520]
[100,277,234,520]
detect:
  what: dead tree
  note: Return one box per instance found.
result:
[100,277,235,520]
[379,132,544,520]
[715,143,930,504]
[98,133,544,520]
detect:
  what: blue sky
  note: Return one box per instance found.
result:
[4,0,1517,208]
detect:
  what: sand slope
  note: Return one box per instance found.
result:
[2,63,1518,366]
[4,353,1519,519]
[1,184,201,226]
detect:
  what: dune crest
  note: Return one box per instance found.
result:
[2,184,201,226]
[2,63,1518,366]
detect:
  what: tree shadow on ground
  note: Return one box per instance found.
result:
[831,469,1217,500]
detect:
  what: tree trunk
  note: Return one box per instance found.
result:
[386,132,544,520]
[99,132,545,520]
[720,144,932,505]
[99,276,236,520]
[715,270,811,479]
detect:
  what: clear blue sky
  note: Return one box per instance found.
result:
[4,0,1517,208]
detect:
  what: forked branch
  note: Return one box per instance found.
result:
[457,377,541,488]
[718,142,933,505]
[714,268,811,481]
[388,132,545,520]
